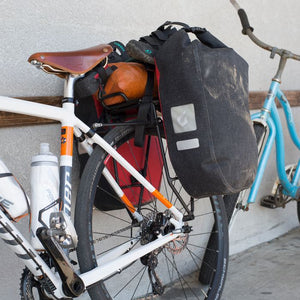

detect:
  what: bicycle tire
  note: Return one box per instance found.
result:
[75,125,228,300]
[199,122,266,284]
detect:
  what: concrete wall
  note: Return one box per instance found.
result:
[0,0,300,298]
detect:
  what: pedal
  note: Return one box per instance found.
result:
[49,211,78,249]
[260,195,282,209]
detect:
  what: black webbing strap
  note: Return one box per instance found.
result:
[0,173,13,178]
[95,65,116,85]
[157,21,190,31]
[158,21,227,49]
[108,41,130,63]
[134,71,154,147]
[185,26,227,49]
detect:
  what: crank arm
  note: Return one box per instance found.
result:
[37,227,85,298]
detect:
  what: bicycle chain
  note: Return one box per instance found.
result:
[92,224,136,244]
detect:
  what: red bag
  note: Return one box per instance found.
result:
[95,135,163,210]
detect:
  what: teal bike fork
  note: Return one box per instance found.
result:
[247,81,300,205]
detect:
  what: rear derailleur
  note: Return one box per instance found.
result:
[141,251,164,295]
[139,212,191,295]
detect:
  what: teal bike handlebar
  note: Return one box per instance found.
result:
[230,0,300,61]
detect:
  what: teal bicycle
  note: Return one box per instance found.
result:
[201,0,300,279]
[228,0,300,214]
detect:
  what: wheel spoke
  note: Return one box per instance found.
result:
[100,210,132,225]
[188,230,218,237]
[162,251,202,300]
[75,126,228,299]
[130,266,148,299]
[113,265,147,299]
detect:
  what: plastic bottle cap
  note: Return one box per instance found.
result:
[31,143,58,164]
[40,143,50,155]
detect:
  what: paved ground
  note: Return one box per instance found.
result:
[0,226,299,299]
[223,227,300,300]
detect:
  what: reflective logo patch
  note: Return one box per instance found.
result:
[176,138,199,151]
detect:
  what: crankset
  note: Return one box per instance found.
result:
[261,165,297,209]
[20,267,53,300]
[20,254,60,300]
[260,193,289,209]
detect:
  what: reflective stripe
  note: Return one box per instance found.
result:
[176,138,199,151]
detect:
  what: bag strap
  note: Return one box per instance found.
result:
[134,70,154,147]
[157,21,190,30]
[108,41,130,62]
[185,27,227,48]
[158,21,227,49]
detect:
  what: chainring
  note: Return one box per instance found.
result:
[20,267,53,300]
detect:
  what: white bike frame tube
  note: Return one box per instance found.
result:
[0,210,65,298]
[80,232,180,287]
[74,118,184,225]
[96,237,140,266]
[102,167,143,222]
[0,96,72,123]
[0,96,183,292]
[0,96,182,223]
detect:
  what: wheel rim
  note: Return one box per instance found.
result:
[91,196,220,299]
[76,126,227,300]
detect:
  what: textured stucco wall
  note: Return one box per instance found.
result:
[0,1,300,299]
[1,0,300,97]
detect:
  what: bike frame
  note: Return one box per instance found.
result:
[0,76,184,298]
[248,80,300,205]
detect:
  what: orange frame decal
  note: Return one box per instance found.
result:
[121,194,136,213]
[152,189,172,209]
[61,126,74,156]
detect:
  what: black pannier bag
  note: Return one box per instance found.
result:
[155,28,258,198]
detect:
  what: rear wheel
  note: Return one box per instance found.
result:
[75,125,228,299]
[199,121,266,282]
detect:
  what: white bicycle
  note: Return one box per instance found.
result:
[0,43,228,299]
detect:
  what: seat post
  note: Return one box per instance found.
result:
[62,74,83,111]
[64,74,78,100]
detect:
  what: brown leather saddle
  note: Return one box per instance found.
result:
[28,44,113,76]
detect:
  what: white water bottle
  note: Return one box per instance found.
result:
[0,160,29,220]
[30,143,59,249]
